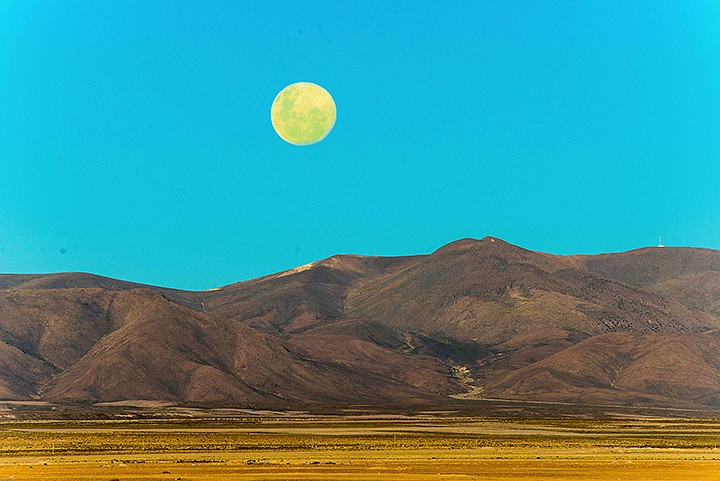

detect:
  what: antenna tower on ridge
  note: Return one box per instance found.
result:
[658,235,664,248]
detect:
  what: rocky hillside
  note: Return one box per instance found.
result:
[1,237,718,409]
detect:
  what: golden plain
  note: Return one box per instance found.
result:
[2,414,720,480]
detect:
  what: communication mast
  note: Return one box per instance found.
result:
[658,235,664,248]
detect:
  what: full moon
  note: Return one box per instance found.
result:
[271,82,336,145]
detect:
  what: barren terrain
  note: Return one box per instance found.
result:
[1,409,720,480]
[2,238,720,409]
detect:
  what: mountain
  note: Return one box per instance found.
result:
[192,254,421,334]
[571,247,720,320]
[0,288,457,404]
[483,330,720,408]
[0,272,152,291]
[348,238,715,343]
[1,237,719,409]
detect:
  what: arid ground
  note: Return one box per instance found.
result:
[2,408,719,480]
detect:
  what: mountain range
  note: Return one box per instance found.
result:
[1,237,719,409]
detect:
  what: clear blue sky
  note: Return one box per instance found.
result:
[1,1,719,290]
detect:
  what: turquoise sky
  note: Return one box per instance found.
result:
[1,1,719,290]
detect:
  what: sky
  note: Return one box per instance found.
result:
[1,1,719,290]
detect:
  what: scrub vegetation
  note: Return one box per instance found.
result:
[1,414,719,480]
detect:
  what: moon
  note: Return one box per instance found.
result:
[271,82,336,145]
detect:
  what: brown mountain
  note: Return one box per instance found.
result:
[0,272,150,291]
[483,330,720,408]
[1,237,719,409]
[0,287,457,404]
[348,238,715,344]
[571,246,720,320]
[191,254,421,334]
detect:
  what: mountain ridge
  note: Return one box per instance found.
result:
[1,237,719,409]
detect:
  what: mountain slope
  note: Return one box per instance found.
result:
[348,238,716,345]
[572,247,720,322]
[0,272,151,292]
[0,288,115,369]
[483,331,720,407]
[2,288,459,404]
[1,237,719,409]
[193,254,420,335]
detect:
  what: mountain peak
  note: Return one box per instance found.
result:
[432,236,514,254]
[0,272,147,291]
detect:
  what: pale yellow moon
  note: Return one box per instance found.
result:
[271,82,336,145]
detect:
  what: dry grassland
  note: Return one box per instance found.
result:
[1,416,720,480]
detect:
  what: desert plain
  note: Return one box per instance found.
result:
[1,403,720,481]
